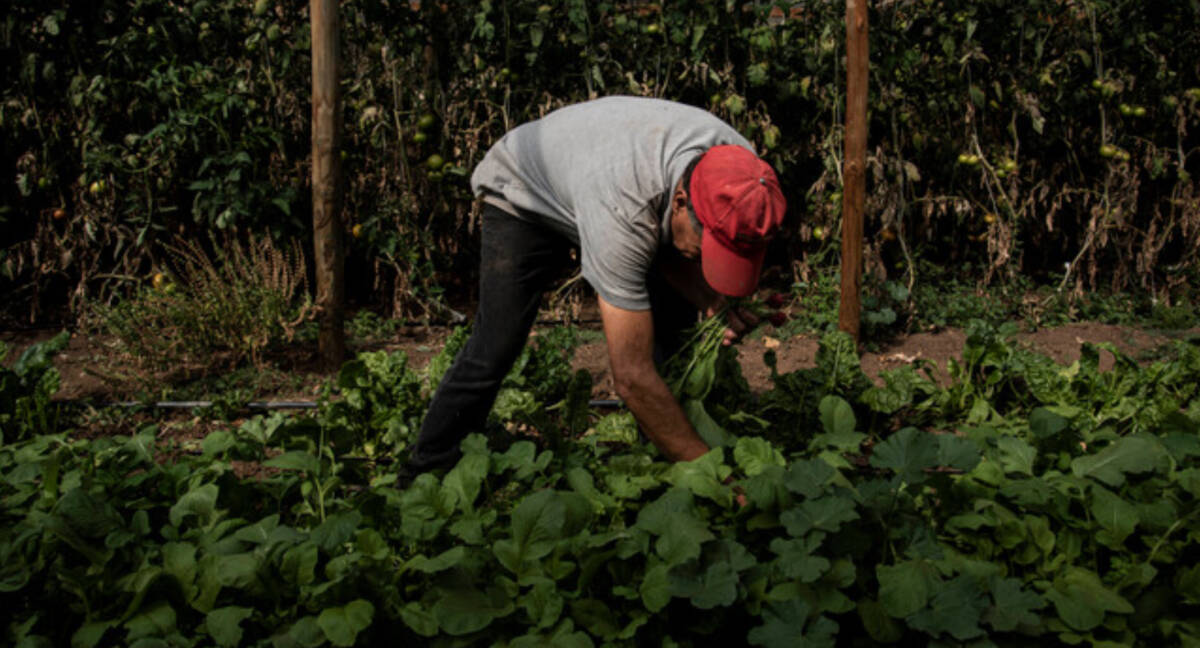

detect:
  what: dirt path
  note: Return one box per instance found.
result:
[2,321,1193,403]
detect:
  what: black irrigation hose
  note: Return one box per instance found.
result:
[71,398,625,411]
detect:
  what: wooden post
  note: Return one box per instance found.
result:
[838,0,868,342]
[311,0,345,368]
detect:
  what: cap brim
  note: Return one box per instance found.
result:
[700,230,765,297]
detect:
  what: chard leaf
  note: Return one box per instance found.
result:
[1029,407,1070,439]
[682,398,737,448]
[640,563,671,612]
[432,583,514,635]
[271,615,324,648]
[206,606,253,647]
[569,598,619,638]
[310,511,362,552]
[1044,567,1134,631]
[493,490,589,576]
[398,602,438,637]
[317,600,374,647]
[870,428,939,484]
[280,542,318,585]
[263,450,321,474]
[1090,485,1139,548]
[996,436,1037,476]
[443,452,489,512]
[1071,436,1166,487]
[733,437,785,476]
[168,483,220,529]
[520,578,564,629]
[406,546,467,574]
[124,601,176,641]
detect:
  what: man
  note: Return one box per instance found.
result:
[405,96,786,475]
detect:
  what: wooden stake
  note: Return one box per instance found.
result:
[311,0,345,368]
[839,0,869,342]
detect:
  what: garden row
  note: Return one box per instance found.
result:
[2,321,1198,646]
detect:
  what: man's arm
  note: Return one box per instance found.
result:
[597,295,710,462]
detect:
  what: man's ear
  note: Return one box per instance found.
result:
[672,180,689,211]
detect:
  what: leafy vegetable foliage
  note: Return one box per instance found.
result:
[2,322,1199,646]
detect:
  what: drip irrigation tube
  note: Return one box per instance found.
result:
[91,398,625,410]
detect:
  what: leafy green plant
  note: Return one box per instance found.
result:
[0,331,69,444]
[88,234,314,382]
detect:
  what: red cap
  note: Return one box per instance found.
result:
[689,145,787,297]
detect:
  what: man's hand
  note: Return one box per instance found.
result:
[597,296,710,462]
[704,299,760,346]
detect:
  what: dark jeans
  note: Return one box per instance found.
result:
[407,204,696,472]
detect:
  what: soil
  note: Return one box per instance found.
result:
[4,320,1194,406]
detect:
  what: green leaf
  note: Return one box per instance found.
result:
[263,450,321,474]
[520,578,564,629]
[663,448,731,506]
[70,621,113,648]
[783,459,835,498]
[769,534,831,582]
[1090,485,1139,548]
[206,607,253,647]
[310,511,362,552]
[640,563,671,612]
[1044,567,1134,631]
[937,434,981,472]
[569,598,620,639]
[984,577,1044,631]
[494,490,567,574]
[996,436,1037,476]
[668,539,757,609]
[1071,436,1166,487]
[857,599,903,643]
[280,542,318,585]
[124,601,176,641]
[734,436,785,476]
[271,616,324,648]
[215,553,259,589]
[748,598,837,648]
[399,602,438,637]
[819,395,856,437]
[1029,407,1069,439]
[682,398,737,448]
[780,496,859,537]
[54,488,121,538]
[908,574,988,640]
[444,452,489,511]
[635,487,714,566]
[406,546,467,574]
[169,483,219,529]
[432,584,514,635]
[318,600,374,647]
[877,560,937,618]
[870,427,938,484]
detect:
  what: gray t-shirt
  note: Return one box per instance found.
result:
[470,96,753,311]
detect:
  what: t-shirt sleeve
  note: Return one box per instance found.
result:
[577,204,659,311]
